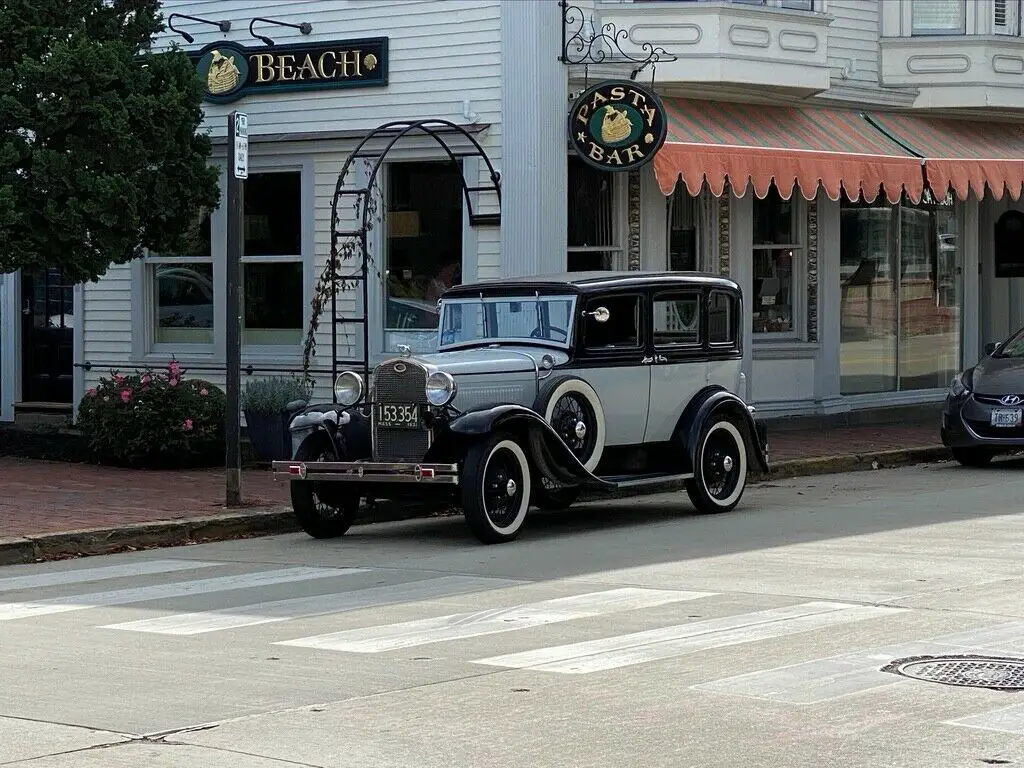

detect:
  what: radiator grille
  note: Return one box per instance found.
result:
[371,359,430,461]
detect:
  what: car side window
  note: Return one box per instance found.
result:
[709,290,734,345]
[584,295,641,349]
[654,293,701,347]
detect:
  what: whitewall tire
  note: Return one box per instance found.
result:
[685,419,748,514]
[536,377,606,473]
[461,433,532,544]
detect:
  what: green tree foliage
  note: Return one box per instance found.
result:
[0,0,220,283]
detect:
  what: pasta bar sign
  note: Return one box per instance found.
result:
[569,80,667,172]
[191,38,388,103]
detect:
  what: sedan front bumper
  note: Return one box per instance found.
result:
[270,460,460,485]
[941,394,1024,449]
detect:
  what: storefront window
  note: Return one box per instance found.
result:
[911,0,967,35]
[243,172,303,346]
[568,156,621,271]
[752,185,801,334]
[150,211,214,345]
[839,193,961,394]
[384,161,462,347]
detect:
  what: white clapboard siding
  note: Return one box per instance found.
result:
[826,0,881,89]
[153,0,502,139]
[81,0,504,396]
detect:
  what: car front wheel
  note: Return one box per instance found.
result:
[461,433,532,544]
[291,432,361,538]
[685,418,748,514]
[951,447,995,467]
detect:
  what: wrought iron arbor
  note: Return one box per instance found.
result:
[303,119,502,400]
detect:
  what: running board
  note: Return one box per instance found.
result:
[599,472,693,490]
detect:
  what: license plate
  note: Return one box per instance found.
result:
[376,403,422,429]
[990,408,1022,427]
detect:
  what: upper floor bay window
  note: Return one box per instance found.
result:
[911,0,967,34]
[635,0,817,8]
[752,184,804,336]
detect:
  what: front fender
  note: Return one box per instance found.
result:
[447,404,615,490]
[675,387,769,473]
[286,403,371,460]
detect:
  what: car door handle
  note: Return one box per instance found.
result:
[655,354,668,364]
[641,356,654,364]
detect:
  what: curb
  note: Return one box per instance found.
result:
[0,445,951,565]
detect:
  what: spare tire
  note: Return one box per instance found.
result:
[533,376,606,473]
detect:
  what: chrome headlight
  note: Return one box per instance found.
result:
[425,370,457,407]
[948,370,972,399]
[333,371,364,407]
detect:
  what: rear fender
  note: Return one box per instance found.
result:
[674,387,769,473]
[448,404,615,490]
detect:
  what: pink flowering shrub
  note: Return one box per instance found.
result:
[76,360,226,468]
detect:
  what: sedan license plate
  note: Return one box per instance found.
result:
[376,403,422,429]
[990,408,1022,428]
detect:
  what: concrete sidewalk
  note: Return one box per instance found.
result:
[0,421,947,564]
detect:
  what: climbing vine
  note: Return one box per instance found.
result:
[301,161,382,389]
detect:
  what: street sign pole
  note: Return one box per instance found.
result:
[225,111,248,507]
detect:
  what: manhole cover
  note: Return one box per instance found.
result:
[882,655,1024,692]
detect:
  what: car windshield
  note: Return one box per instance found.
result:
[438,295,576,348]
[995,328,1024,358]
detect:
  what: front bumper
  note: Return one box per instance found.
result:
[941,394,1024,449]
[270,460,460,485]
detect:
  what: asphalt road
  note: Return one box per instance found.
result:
[2,459,1024,768]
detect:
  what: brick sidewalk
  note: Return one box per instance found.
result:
[0,422,942,540]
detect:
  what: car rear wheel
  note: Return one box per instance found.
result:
[951,447,995,467]
[291,432,361,538]
[461,433,532,544]
[685,418,748,514]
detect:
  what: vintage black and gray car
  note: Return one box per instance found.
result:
[941,324,1024,466]
[272,272,769,544]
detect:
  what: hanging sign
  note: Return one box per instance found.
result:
[190,37,388,104]
[568,80,668,172]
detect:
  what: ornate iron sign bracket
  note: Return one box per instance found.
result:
[559,0,677,82]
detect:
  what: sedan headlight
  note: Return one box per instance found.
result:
[425,370,457,407]
[333,371,364,407]
[948,369,972,398]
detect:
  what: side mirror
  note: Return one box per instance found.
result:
[585,306,610,323]
[985,342,1000,356]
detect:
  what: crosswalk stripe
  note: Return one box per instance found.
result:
[474,602,906,674]
[0,567,368,622]
[692,621,1024,704]
[275,587,714,653]
[0,560,222,593]
[102,576,524,636]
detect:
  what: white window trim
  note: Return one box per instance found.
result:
[993,0,1021,35]
[751,194,807,342]
[566,156,628,271]
[131,157,315,368]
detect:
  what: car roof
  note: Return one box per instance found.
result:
[441,271,741,298]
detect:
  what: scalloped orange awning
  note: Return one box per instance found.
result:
[866,113,1024,202]
[653,99,926,204]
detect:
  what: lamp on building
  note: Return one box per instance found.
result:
[248,17,313,47]
[167,13,231,43]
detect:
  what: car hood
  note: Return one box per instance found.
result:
[973,356,1024,396]
[405,346,570,375]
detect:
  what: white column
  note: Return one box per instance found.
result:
[0,271,19,421]
[72,284,85,423]
[814,193,846,413]
[961,192,979,367]
[500,0,568,277]
[729,192,754,384]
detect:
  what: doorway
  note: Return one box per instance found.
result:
[20,267,74,403]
